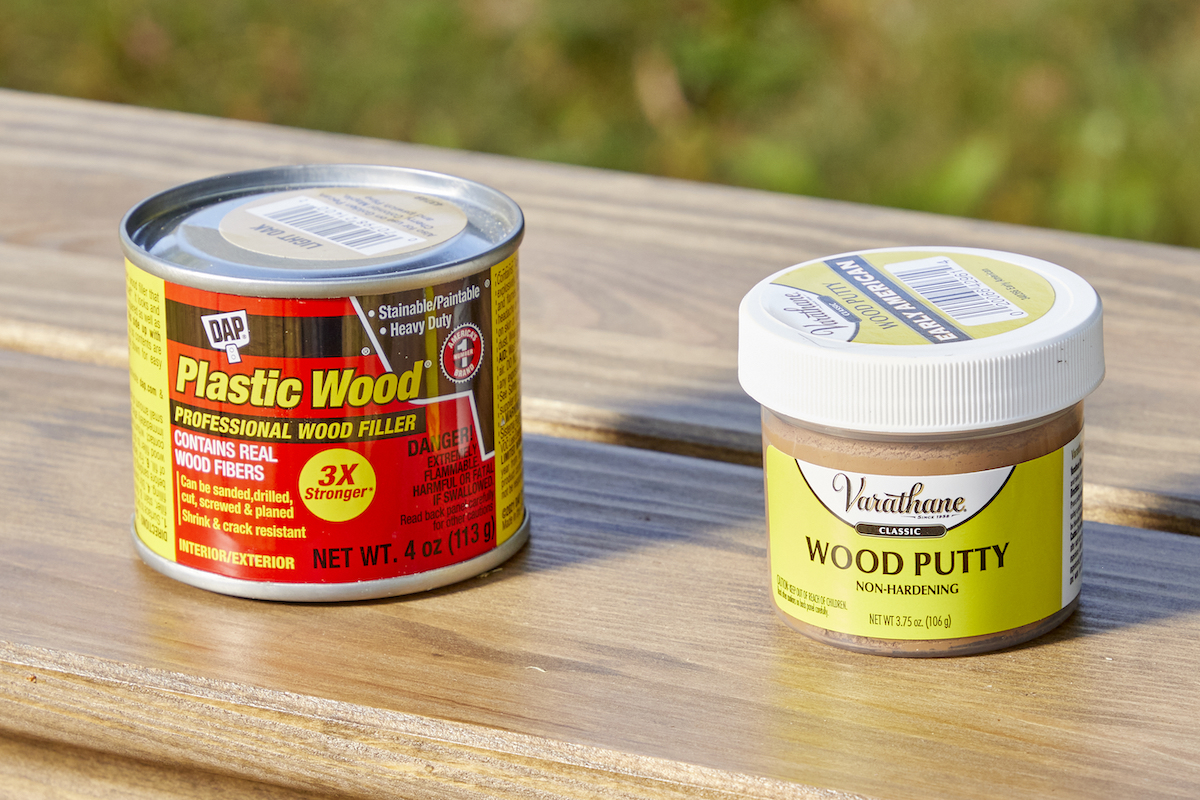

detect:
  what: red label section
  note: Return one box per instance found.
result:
[163,278,502,584]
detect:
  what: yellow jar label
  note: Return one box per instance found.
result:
[763,250,1057,346]
[766,434,1084,639]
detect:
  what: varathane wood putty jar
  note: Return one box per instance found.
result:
[738,247,1104,656]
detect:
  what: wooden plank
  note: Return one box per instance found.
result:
[0,90,1198,531]
[0,732,344,800]
[0,656,856,800]
[2,91,1197,535]
[1,349,1198,799]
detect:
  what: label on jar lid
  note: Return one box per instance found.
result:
[762,250,1057,346]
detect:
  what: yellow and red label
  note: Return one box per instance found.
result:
[126,255,523,584]
[766,435,1084,639]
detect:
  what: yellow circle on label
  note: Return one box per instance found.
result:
[298,448,377,522]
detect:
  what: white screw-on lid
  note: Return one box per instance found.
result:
[738,247,1104,433]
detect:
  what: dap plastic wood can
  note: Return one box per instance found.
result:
[122,165,528,601]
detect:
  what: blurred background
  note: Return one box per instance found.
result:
[4,0,1198,247]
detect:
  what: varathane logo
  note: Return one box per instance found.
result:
[201,310,250,363]
[797,461,1014,532]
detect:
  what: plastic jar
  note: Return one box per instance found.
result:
[738,247,1104,656]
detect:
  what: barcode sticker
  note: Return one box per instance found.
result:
[885,257,1028,326]
[249,195,425,256]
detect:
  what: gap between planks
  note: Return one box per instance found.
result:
[3,319,1196,538]
[523,398,1200,537]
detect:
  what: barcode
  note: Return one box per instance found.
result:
[248,196,424,256]
[885,257,1027,326]
[1068,452,1084,584]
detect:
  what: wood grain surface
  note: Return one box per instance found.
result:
[0,90,1197,535]
[1,348,1198,799]
[0,732,344,800]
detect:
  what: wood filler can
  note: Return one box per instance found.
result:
[122,165,528,601]
[739,247,1105,656]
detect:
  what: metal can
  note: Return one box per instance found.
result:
[122,164,528,601]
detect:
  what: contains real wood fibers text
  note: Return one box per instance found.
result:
[739,247,1104,655]
[122,165,528,601]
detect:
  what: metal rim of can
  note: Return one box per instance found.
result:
[120,163,524,297]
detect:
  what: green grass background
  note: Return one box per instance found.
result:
[4,0,1198,246]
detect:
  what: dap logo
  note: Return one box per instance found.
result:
[201,310,251,363]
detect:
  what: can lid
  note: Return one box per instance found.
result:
[121,164,523,297]
[738,247,1105,433]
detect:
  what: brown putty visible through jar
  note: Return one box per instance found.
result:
[739,247,1104,656]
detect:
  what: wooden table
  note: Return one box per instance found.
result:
[1,89,1198,799]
